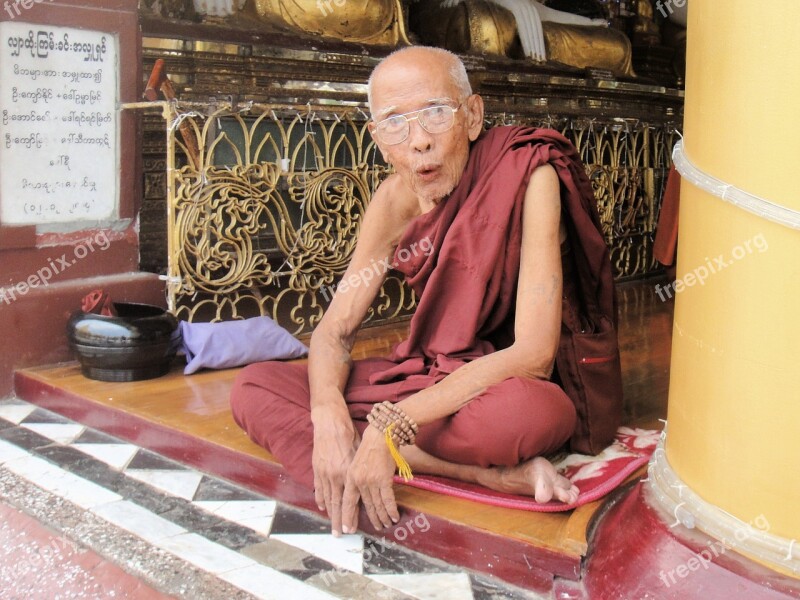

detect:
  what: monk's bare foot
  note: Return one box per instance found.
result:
[477,457,579,504]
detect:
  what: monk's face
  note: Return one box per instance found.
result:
[369,53,484,207]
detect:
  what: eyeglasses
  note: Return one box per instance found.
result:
[372,103,464,146]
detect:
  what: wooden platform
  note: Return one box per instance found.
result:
[13,279,673,594]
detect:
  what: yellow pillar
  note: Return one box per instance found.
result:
[665,1,800,540]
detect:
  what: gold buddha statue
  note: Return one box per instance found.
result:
[631,0,661,46]
[410,0,635,77]
[143,0,633,78]
[247,0,410,47]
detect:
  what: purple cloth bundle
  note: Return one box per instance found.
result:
[180,316,308,375]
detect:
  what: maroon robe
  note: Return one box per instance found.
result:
[654,165,681,267]
[231,126,622,489]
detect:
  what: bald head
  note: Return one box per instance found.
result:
[366,45,484,207]
[367,46,472,116]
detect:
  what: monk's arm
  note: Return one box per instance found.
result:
[307,177,411,415]
[397,163,563,425]
[307,176,411,534]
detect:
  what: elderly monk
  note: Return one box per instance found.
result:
[231,46,620,536]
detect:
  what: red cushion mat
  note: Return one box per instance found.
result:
[395,427,660,512]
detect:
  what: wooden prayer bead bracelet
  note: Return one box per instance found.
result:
[367,401,418,446]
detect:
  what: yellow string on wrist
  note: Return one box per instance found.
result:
[385,423,413,482]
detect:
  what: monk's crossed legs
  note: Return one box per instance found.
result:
[230,360,578,503]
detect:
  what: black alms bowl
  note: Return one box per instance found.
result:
[67,302,181,382]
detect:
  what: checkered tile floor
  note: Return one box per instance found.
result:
[0,399,543,599]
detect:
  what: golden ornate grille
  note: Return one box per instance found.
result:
[157,102,414,332]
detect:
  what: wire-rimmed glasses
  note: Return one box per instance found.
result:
[371,103,464,146]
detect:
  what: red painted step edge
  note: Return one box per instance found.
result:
[584,482,800,599]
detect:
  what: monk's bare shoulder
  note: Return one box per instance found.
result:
[526,164,566,243]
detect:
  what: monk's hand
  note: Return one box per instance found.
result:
[342,425,400,533]
[311,401,360,537]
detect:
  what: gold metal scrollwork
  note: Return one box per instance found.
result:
[163,103,401,332]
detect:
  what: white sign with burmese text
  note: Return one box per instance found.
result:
[0,22,119,224]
